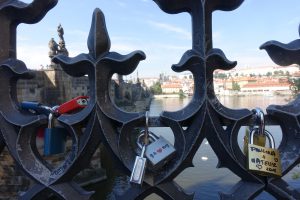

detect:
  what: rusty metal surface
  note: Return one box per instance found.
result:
[0,0,299,199]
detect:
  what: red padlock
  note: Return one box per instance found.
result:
[56,96,89,115]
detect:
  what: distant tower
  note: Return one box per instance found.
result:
[136,70,140,84]
[117,74,124,84]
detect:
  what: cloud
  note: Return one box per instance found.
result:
[18,36,30,42]
[17,45,49,69]
[233,52,275,67]
[147,20,191,40]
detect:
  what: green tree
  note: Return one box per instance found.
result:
[266,72,272,77]
[232,81,241,91]
[278,70,284,75]
[150,82,162,94]
[178,89,186,99]
[215,73,227,79]
[290,78,300,95]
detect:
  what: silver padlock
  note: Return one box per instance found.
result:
[137,131,176,169]
[130,145,147,184]
[130,111,150,185]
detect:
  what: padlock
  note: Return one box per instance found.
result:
[247,126,282,176]
[130,145,147,185]
[20,101,52,116]
[130,111,150,185]
[44,113,68,156]
[56,96,89,115]
[137,131,176,169]
[243,126,266,155]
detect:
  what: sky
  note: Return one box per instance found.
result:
[18,0,300,78]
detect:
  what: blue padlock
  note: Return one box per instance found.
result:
[20,101,52,116]
[44,113,68,156]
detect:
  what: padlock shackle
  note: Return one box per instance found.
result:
[48,113,54,129]
[137,131,159,150]
[140,145,146,157]
[253,108,265,135]
[249,129,275,149]
[144,111,149,146]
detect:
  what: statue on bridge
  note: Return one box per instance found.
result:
[57,23,69,56]
[48,24,69,62]
[48,37,58,59]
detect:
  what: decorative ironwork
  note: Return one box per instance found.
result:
[0,0,299,199]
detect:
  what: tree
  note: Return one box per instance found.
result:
[215,73,227,79]
[150,82,162,94]
[232,81,241,91]
[290,78,300,96]
[285,71,290,77]
[278,70,284,75]
[266,72,272,77]
[178,89,186,99]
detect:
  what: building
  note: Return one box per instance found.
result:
[161,83,182,94]
[240,81,292,95]
[214,65,299,77]
[141,77,159,88]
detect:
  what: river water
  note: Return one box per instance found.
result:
[89,95,300,200]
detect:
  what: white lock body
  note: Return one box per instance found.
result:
[145,136,176,168]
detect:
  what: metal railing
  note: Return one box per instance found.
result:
[0,0,300,199]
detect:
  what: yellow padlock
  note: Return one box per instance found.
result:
[247,129,282,177]
[243,126,266,155]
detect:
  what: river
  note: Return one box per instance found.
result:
[89,95,300,200]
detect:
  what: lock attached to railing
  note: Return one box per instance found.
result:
[247,108,282,177]
[20,101,52,116]
[56,96,89,115]
[20,97,89,156]
[137,130,176,169]
[130,112,150,185]
[44,112,68,156]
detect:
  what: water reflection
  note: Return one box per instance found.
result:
[152,95,292,115]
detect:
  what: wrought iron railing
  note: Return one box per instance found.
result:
[0,0,300,199]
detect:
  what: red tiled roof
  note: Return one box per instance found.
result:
[243,82,291,88]
[161,84,182,88]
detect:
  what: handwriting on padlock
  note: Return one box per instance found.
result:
[248,144,282,176]
[249,146,276,156]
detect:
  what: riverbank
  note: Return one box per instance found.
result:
[118,96,153,112]
[154,94,180,98]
